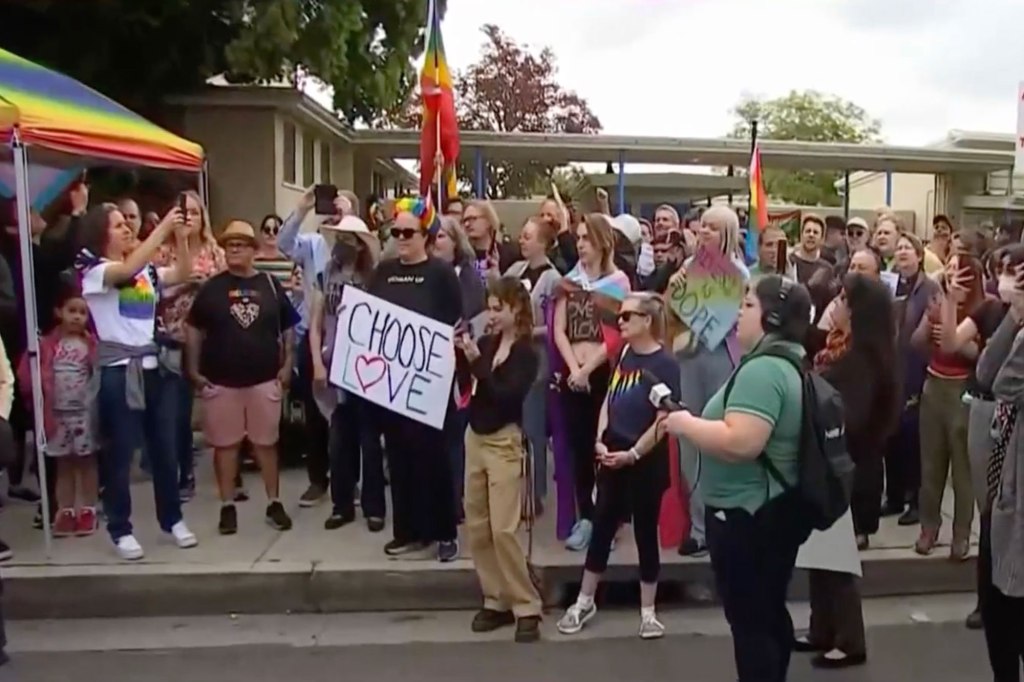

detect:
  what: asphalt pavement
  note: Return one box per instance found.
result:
[3,622,994,682]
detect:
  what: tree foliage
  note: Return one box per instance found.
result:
[0,0,441,124]
[728,90,883,206]
[381,24,602,199]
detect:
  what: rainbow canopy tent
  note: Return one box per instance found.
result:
[0,47,203,170]
[0,47,205,208]
[0,47,205,553]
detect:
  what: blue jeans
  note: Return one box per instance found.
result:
[522,380,548,503]
[98,366,183,541]
[159,371,195,489]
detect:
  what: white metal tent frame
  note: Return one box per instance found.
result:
[8,128,206,553]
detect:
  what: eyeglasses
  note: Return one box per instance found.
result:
[617,311,648,323]
[462,214,483,226]
[390,227,419,240]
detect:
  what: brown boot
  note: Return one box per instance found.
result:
[515,615,541,643]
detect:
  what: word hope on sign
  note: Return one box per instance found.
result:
[329,287,455,429]
[666,247,744,351]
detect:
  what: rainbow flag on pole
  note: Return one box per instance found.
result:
[744,141,769,263]
[418,0,459,203]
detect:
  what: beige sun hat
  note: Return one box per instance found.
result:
[320,215,381,262]
[217,220,258,246]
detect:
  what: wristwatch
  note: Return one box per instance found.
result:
[629,447,640,463]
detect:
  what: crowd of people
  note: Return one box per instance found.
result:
[0,180,1022,679]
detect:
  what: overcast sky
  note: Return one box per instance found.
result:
[435,0,1023,146]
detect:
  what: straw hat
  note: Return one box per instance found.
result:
[218,220,258,246]
[320,215,381,262]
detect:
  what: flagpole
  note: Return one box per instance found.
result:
[430,0,444,207]
[748,120,758,220]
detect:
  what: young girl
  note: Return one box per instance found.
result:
[18,284,99,537]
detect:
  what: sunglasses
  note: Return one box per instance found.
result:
[262,224,279,235]
[848,229,866,238]
[390,227,419,240]
[617,311,648,323]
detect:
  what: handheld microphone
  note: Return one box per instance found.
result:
[642,370,685,411]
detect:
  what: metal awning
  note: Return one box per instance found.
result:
[354,129,1013,174]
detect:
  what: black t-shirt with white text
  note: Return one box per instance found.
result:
[368,257,463,326]
[188,271,299,388]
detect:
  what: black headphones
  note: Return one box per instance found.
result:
[762,277,793,331]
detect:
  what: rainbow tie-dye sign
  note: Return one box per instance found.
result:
[666,247,744,351]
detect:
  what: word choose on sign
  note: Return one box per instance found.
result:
[666,247,744,351]
[328,287,456,429]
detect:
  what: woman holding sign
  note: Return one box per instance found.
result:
[551,214,631,551]
[665,205,750,559]
[368,197,463,563]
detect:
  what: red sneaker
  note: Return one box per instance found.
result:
[75,507,98,536]
[53,508,76,538]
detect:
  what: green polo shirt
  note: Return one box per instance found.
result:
[699,340,803,513]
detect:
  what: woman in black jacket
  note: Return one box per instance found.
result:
[797,273,900,668]
[457,276,542,643]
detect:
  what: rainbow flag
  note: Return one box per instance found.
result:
[745,141,769,263]
[0,48,203,170]
[418,0,460,204]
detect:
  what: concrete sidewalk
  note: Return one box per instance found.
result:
[0,454,977,618]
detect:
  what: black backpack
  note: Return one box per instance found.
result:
[723,346,854,531]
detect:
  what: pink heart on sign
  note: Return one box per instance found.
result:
[354,355,387,392]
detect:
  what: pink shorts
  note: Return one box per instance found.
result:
[201,380,283,448]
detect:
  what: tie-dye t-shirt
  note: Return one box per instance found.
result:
[81,260,162,368]
[605,346,681,445]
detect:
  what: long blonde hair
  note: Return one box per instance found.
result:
[702,205,741,259]
[180,189,216,250]
[581,213,616,273]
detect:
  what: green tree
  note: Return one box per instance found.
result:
[0,0,441,124]
[381,24,602,199]
[728,90,883,206]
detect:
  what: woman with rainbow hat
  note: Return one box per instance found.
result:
[368,196,464,562]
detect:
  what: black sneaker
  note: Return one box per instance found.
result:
[897,505,919,527]
[515,616,541,643]
[218,505,238,535]
[266,502,293,531]
[880,499,905,517]
[0,648,9,667]
[471,608,515,632]
[366,517,386,533]
[234,486,249,503]
[966,608,983,630]
[299,484,328,508]
[678,538,709,558]
[0,539,12,562]
[385,539,428,556]
[8,486,41,503]
[438,539,459,562]
[324,511,355,530]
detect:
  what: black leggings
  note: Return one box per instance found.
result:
[560,365,610,522]
[980,511,1024,682]
[584,438,666,583]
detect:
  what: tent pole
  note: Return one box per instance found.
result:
[199,157,210,210]
[12,131,52,555]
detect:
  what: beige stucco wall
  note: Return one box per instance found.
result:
[846,172,937,236]
[178,106,276,231]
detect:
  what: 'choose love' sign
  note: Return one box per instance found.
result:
[328,287,456,429]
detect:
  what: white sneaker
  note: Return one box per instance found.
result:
[639,612,665,639]
[170,521,198,548]
[115,534,144,561]
[556,601,596,635]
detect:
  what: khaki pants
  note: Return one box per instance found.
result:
[465,425,542,618]
[919,375,975,544]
